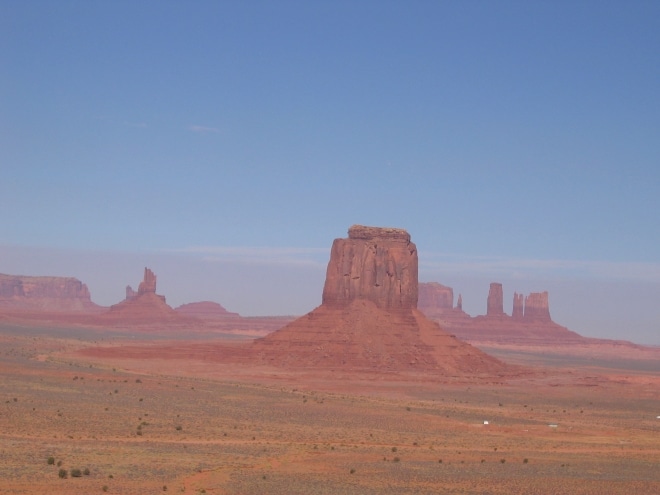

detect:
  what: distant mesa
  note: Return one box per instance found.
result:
[417,282,454,311]
[251,225,508,374]
[418,281,581,345]
[0,273,102,312]
[175,301,239,319]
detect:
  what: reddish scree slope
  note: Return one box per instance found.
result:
[251,299,507,373]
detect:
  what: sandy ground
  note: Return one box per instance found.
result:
[0,324,658,494]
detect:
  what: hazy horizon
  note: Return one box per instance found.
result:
[2,2,658,345]
[1,240,659,346]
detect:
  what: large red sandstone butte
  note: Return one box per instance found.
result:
[252,225,508,374]
[322,225,418,310]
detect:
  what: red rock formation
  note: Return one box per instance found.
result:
[524,291,551,322]
[417,283,472,330]
[252,225,508,374]
[125,285,138,301]
[175,301,239,319]
[418,281,584,346]
[103,268,183,324]
[125,268,158,302]
[512,292,524,320]
[486,282,504,316]
[418,282,454,311]
[138,268,157,295]
[0,273,101,311]
[322,224,418,310]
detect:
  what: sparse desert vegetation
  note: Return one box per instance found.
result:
[0,327,658,494]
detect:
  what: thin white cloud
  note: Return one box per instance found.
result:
[189,125,221,134]
[168,245,660,282]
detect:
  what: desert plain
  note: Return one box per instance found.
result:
[1,321,659,495]
[2,228,659,494]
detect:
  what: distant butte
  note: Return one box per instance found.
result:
[418,282,584,345]
[102,268,193,325]
[250,225,509,374]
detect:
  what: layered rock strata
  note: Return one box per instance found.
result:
[322,224,418,310]
[0,273,100,311]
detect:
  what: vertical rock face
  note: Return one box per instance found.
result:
[322,225,418,310]
[138,268,157,295]
[456,294,463,311]
[524,292,551,321]
[512,292,524,320]
[418,282,453,311]
[125,268,162,302]
[486,282,504,316]
[126,285,138,301]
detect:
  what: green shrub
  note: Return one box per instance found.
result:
[47,456,55,465]
[58,468,67,479]
[71,468,82,477]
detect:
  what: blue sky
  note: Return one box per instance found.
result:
[1,1,659,344]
